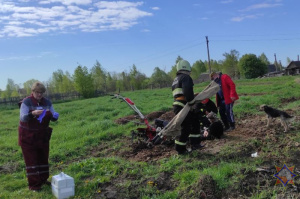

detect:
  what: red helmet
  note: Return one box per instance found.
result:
[201,99,209,104]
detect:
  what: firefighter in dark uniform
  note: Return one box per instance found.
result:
[172,60,202,154]
[194,98,218,128]
[200,112,224,141]
[18,82,59,191]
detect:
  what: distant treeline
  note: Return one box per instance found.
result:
[1,52,281,101]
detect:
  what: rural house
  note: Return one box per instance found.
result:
[267,64,276,73]
[285,61,300,75]
[264,64,285,77]
[194,73,210,83]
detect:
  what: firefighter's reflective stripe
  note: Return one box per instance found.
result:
[189,134,201,138]
[26,165,49,169]
[172,88,183,97]
[175,140,186,145]
[173,101,185,107]
[27,171,49,176]
[175,96,186,101]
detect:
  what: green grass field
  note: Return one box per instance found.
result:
[0,76,300,199]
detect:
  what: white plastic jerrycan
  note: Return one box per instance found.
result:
[51,172,75,199]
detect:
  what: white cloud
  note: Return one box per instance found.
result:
[221,0,233,4]
[231,14,263,22]
[39,0,92,5]
[141,29,150,32]
[240,3,282,12]
[94,1,143,9]
[0,0,153,37]
[151,7,160,10]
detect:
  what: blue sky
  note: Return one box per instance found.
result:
[1,0,299,90]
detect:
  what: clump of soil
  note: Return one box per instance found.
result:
[143,171,177,191]
[157,111,175,121]
[115,115,138,124]
[146,111,166,120]
[121,140,176,162]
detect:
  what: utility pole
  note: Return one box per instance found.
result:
[206,36,211,74]
[274,53,278,71]
[279,60,282,71]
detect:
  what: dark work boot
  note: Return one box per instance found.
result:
[229,122,235,130]
[175,144,188,155]
[191,142,206,151]
[224,123,230,132]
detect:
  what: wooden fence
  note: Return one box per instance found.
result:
[0,91,106,106]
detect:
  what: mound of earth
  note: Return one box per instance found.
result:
[115,115,138,124]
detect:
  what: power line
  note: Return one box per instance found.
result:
[211,38,300,42]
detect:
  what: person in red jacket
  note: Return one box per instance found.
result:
[210,72,239,131]
[18,82,59,191]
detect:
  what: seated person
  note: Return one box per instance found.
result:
[200,112,224,141]
[194,98,218,128]
[200,98,218,115]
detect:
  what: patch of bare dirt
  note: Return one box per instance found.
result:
[239,92,267,96]
[115,115,139,124]
[102,110,300,198]
[113,110,300,162]
[124,142,176,162]
[280,96,300,103]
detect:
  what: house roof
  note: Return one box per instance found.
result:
[286,61,300,69]
[267,64,276,72]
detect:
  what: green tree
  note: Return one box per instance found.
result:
[117,71,129,91]
[286,57,292,65]
[61,71,75,93]
[51,69,65,93]
[91,60,107,92]
[106,72,117,93]
[1,79,19,98]
[149,67,172,89]
[73,66,94,98]
[50,70,74,94]
[191,60,206,80]
[238,54,267,79]
[129,64,147,91]
[23,79,39,95]
[222,50,240,78]
[258,53,270,65]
